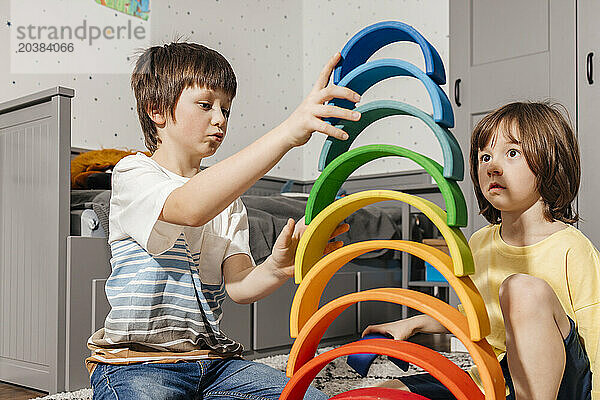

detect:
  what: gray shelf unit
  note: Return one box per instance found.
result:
[409,281,450,287]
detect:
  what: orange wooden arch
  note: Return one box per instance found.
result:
[286,288,505,400]
[290,240,490,341]
[280,339,483,400]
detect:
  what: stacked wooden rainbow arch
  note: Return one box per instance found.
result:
[279,21,506,400]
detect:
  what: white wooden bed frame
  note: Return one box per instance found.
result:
[0,87,112,393]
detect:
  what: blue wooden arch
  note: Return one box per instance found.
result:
[334,20,446,86]
[328,59,454,128]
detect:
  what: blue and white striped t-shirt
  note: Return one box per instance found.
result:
[88,153,253,357]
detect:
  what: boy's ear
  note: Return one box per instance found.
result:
[147,108,167,126]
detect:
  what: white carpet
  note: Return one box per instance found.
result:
[31,348,474,399]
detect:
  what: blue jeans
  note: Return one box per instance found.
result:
[90,358,327,400]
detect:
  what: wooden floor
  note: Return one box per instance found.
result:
[0,382,46,400]
[0,334,451,399]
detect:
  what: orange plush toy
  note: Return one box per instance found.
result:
[71,149,149,189]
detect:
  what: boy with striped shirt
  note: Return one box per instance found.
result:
[86,42,358,400]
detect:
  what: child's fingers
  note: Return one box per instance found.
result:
[361,325,379,337]
[285,218,295,236]
[274,218,295,247]
[319,85,361,104]
[323,240,344,255]
[312,53,341,92]
[361,324,393,339]
[314,104,361,122]
[292,216,306,235]
[330,223,350,239]
[313,120,349,140]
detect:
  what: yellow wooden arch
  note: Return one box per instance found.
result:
[290,240,489,341]
[295,190,473,282]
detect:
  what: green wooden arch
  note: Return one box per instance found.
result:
[319,100,464,181]
[307,144,467,227]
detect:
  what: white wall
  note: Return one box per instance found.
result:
[0,0,448,181]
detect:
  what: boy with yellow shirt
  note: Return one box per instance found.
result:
[364,102,599,400]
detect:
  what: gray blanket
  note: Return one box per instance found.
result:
[71,191,403,264]
[242,195,402,264]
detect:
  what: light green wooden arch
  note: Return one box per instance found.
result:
[306,144,467,227]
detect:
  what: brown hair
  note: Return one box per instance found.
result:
[469,101,580,224]
[131,42,237,153]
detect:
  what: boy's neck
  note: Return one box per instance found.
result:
[151,146,202,178]
[499,200,566,247]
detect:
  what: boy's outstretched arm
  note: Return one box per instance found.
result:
[160,53,361,227]
[222,219,349,304]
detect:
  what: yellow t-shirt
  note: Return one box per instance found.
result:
[468,224,600,398]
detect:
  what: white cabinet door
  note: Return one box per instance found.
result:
[450,0,576,238]
[578,0,600,247]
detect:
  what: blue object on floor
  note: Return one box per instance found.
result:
[346,334,410,377]
[425,261,448,282]
[327,59,454,128]
[334,20,446,86]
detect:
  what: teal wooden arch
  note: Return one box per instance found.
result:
[319,100,463,181]
[306,145,467,227]
[334,20,446,86]
[327,59,454,128]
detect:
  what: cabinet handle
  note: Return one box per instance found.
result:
[454,79,462,107]
[587,52,594,85]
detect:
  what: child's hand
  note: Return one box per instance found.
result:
[280,53,362,148]
[362,320,415,341]
[270,217,350,278]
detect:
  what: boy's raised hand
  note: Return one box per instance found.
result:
[270,217,350,279]
[280,53,362,148]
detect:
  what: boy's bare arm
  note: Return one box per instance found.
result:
[160,53,361,227]
[220,253,292,304]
